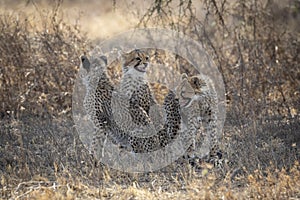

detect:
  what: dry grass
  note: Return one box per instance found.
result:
[2,161,300,199]
[0,0,299,199]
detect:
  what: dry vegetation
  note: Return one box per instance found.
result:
[0,0,299,199]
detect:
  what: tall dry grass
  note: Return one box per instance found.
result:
[0,1,88,119]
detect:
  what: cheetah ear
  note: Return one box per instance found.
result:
[80,55,90,73]
[116,45,126,58]
[181,73,188,80]
[117,49,127,62]
[100,55,107,66]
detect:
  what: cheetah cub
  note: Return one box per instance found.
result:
[177,73,221,164]
[112,49,158,137]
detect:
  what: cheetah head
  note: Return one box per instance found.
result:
[177,73,210,108]
[121,49,150,75]
[80,54,108,73]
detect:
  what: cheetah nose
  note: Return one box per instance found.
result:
[143,63,148,68]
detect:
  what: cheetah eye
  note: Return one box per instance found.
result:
[193,78,199,85]
[145,56,149,61]
[136,57,142,61]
